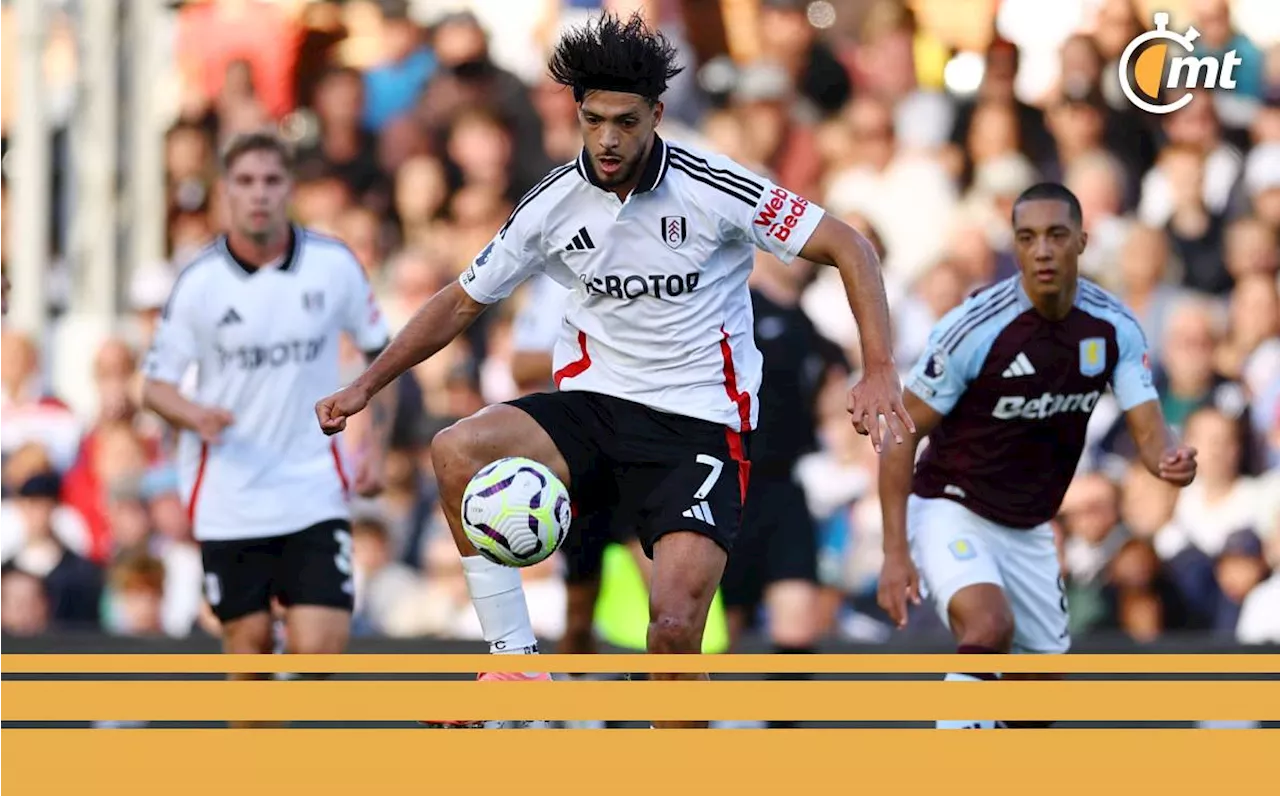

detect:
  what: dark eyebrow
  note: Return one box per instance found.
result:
[1014,224,1072,236]
[582,109,641,122]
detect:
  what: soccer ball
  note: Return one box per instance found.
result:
[461,457,572,567]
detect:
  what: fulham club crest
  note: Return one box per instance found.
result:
[661,216,687,249]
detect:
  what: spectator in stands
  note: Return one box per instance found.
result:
[1219,273,1280,398]
[1154,297,1241,432]
[1242,142,1280,230]
[297,66,390,212]
[1,569,50,636]
[1060,473,1127,635]
[362,0,435,133]
[1157,406,1270,561]
[136,465,203,638]
[417,11,550,194]
[949,37,1054,176]
[444,107,518,205]
[1115,225,1181,361]
[4,471,102,628]
[825,95,957,287]
[392,155,450,250]
[1064,150,1131,286]
[1139,91,1243,231]
[335,204,385,283]
[1211,529,1270,635]
[1102,538,1194,641]
[61,340,162,563]
[103,551,166,637]
[350,511,419,636]
[175,0,301,121]
[759,0,852,115]
[1,332,81,473]
[730,60,822,199]
[1224,215,1279,282]
[1188,0,1267,101]
[1236,530,1280,644]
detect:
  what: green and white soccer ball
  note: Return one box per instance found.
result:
[461,457,572,567]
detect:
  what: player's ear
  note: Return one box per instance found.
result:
[651,100,664,128]
[1077,229,1088,254]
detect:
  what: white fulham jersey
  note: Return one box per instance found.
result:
[459,135,826,431]
[144,226,390,542]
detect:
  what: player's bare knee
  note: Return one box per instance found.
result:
[957,611,1015,652]
[431,422,482,491]
[647,609,702,653]
[221,614,274,655]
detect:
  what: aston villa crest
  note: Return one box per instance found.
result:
[661,216,687,249]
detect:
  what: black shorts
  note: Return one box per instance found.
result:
[719,474,818,612]
[200,519,354,623]
[561,503,636,585]
[508,391,751,559]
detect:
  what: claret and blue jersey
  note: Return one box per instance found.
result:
[906,275,1159,529]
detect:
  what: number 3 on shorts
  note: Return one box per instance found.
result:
[693,454,724,499]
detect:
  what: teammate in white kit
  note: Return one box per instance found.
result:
[143,132,395,668]
[317,12,911,729]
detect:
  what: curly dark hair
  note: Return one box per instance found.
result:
[547,11,683,104]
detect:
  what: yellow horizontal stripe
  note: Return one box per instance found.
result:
[1,729,1273,795]
[3,680,1276,722]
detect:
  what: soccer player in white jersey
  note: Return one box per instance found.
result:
[143,132,395,670]
[877,184,1198,728]
[317,12,911,729]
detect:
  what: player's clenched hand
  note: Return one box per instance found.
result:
[846,366,915,453]
[316,385,369,436]
[194,406,234,445]
[1158,445,1197,487]
[877,550,921,630]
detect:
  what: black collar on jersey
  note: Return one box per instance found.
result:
[575,134,670,195]
[221,224,301,276]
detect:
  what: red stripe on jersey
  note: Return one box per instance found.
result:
[553,330,592,388]
[331,440,351,499]
[724,428,750,502]
[187,443,209,527]
[718,325,752,432]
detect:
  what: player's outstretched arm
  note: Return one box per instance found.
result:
[317,283,487,435]
[1123,400,1197,487]
[142,379,234,445]
[877,390,943,629]
[798,216,913,451]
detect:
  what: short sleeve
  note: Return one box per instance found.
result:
[737,180,826,264]
[1111,315,1159,411]
[678,148,825,264]
[458,212,546,305]
[904,306,980,416]
[143,276,202,385]
[342,258,391,353]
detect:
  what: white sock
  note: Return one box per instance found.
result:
[461,556,539,655]
[936,672,1001,729]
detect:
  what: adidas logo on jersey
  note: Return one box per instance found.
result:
[217,308,243,327]
[564,227,596,252]
[1002,352,1036,378]
[992,390,1101,420]
[681,500,716,526]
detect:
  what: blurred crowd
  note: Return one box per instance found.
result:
[2,0,1279,647]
